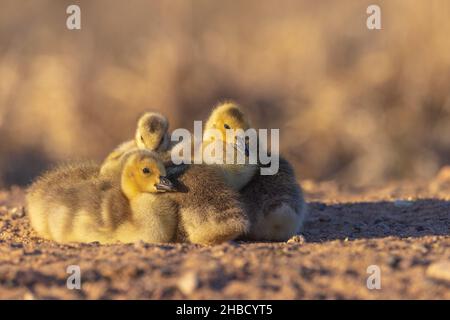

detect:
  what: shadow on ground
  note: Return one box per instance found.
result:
[303,199,450,242]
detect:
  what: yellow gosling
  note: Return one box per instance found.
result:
[100,112,170,177]
[26,150,178,244]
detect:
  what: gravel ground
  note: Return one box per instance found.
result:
[0,169,449,299]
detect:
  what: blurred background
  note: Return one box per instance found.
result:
[1,0,450,187]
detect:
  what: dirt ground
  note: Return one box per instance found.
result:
[1,169,449,300]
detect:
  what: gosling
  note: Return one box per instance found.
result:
[26,150,178,244]
[161,163,250,245]
[240,157,308,241]
[203,101,258,191]
[110,156,250,245]
[100,112,171,177]
[204,101,308,241]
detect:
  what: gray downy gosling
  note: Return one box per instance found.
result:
[161,162,250,245]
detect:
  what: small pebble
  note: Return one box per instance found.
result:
[23,292,35,300]
[11,207,25,218]
[287,235,305,244]
[426,261,450,284]
[412,244,429,254]
[177,272,199,296]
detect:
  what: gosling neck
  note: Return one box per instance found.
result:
[220,163,258,191]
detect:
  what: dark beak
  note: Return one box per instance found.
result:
[155,176,176,192]
[235,136,250,157]
[244,143,250,157]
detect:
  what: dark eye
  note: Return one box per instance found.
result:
[141,136,144,142]
[142,167,150,174]
[224,124,230,129]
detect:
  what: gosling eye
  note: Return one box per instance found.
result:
[141,136,144,142]
[142,167,151,174]
[224,124,230,129]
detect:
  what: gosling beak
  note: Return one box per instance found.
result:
[155,176,176,192]
[235,137,250,157]
[244,143,250,157]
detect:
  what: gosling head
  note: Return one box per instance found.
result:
[135,112,170,152]
[204,101,252,158]
[121,150,176,200]
[204,101,250,140]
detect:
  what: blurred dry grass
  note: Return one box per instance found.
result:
[1,0,450,187]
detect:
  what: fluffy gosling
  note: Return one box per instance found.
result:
[203,101,258,191]
[204,101,308,241]
[26,150,178,244]
[162,163,249,245]
[240,157,308,241]
[100,112,170,177]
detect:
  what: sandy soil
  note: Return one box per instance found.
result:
[1,169,449,299]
